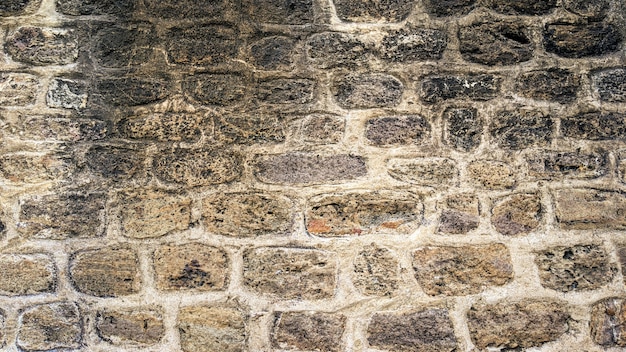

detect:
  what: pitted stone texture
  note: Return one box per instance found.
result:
[166,25,238,66]
[490,109,553,150]
[96,76,169,107]
[202,192,293,238]
[0,0,40,16]
[423,0,476,17]
[69,247,140,297]
[544,22,622,58]
[367,309,457,352]
[302,114,345,144]
[272,312,346,352]
[443,107,482,152]
[256,78,316,105]
[413,244,512,296]
[97,308,164,346]
[306,191,422,236]
[420,74,500,103]
[153,148,242,186]
[334,0,414,22]
[468,300,570,350]
[592,68,626,103]
[118,189,191,239]
[467,160,516,190]
[491,193,541,236]
[7,116,108,142]
[380,28,447,62]
[535,244,617,292]
[0,254,56,296]
[118,112,209,142]
[17,302,82,352]
[482,0,556,15]
[5,27,78,65]
[251,36,296,70]
[526,150,608,180]
[255,153,366,185]
[561,112,626,141]
[244,0,313,24]
[438,193,480,234]
[554,189,626,230]
[19,192,105,239]
[0,73,39,106]
[365,115,430,146]
[215,114,285,145]
[85,145,146,182]
[516,68,580,104]
[47,78,87,110]
[154,243,229,291]
[563,0,610,19]
[307,32,371,69]
[93,24,155,68]
[144,0,232,19]
[334,73,403,109]
[0,153,72,184]
[182,74,246,106]
[388,158,458,187]
[353,244,399,296]
[178,305,246,352]
[56,0,136,16]
[459,21,533,66]
[590,297,626,347]
[243,247,336,300]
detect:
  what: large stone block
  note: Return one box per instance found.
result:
[353,244,399,296]
[182,74,247,106]
[153,148,242,186]
[301,113,345,144]
[333,73,403,109]
[0,254,56,296]
[592,68,626,103]
[438,193,480,234]
[423,0,475,17]
[84,145,146,182]
[0,73,39,106]
[380,28,447,62]
[0,153,72,184]
[5,27,78,65]
[69,247,140,297]
[489,109,553,150]
[0,0,40,16]
[56,0,135,16]
[365,115,430,146]
[46,78,88,110]
[459,21,533,66]
[387,158,458,186]
[250,36,296,70]
[590,297,626,347]
[256,78,315,105]
[482,0,556,15]
[516,68,580,104]
[544,22,622,58]
[526,150,608,180]
[178,305,246,352]
[6,116,108,142]
[166,25,238,65]
[154,243,229,291]
[561,112,626,141]
[93,23,155,68]
[554,189,626,230]
[96,76,169,107]
[442,107,481,152]
[307,32,371,68]
[144,0,231,19]
[491,193,541,236]
[467,160,515,190]
[254,153,366,185]
[244,0,313,24]
[420,74,500,103]
[17,302,82,351]
[118,112,209,142]
[272,312,346,352]
[334,0,414,22]
[97,308,164,346]
[215,114,285,145]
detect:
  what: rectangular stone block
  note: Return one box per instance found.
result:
[117,112,209,142]
[272,312,346,352]
[0,73,39,106]
[459,21,532,66]
[544,22,621,58]
[153,148,242,186]
[56,0,136,16]
[561,112,626,141]
[516,68,580,103]
[467,160,515,189]
[69,247,140,297]
[301,113,345,144]
[554,189,626,230]
[387,158,458,186]
[526,150,608,180]
[0,153,72,184]
[380,27,447,62]
[0,254,56,296]
[93,23,155,68]
[591,297,626,347]
[4,115,108,142]
[95,76,169,107]
[490,109,553,150]
[250,35,296,70]
[243,0,313,24]
[165,25,238,66]
[5,27,78,65]
[420,74,500,103]
[84,145,146,182]
[178,305,246,352]
[443,107,482,152]
[182,74,246,106]
[334,0,414,22]
[491,193,542,236]
[17,302,82,352]
[352,244,399,296]
[333,73,403,109]
[365,115,430,146]
[96,308,164,346]
[215,114,285,145]
[438,193,480,234]
[46,78,88,110]
[256,78,316,105]
[144,0,233,19]
[592,68,626,102]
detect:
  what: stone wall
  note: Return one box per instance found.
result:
[1,0,626,351]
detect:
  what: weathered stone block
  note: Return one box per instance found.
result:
[118,112,208,142]
[334,0,414,22]
[353,244,399,296]
[442,107,480,152]
[489,109,553,150]
[413,244,512,295]
[47,78,87,109]
[93,24,155,68]
[527,150,608,180]
[535,244,617,292]
[592,68,626,103]
[7,116,108,142]
[243,247,336,300]
[334,73,403,109]
[118,189,191,239]
[154,243,229,291]
[544,22,622,58]
[178,305,246,352]
[19,192,106,239]
[302,113,345,144]
[423,0,475,17]
[554,189,626,230]
[368,309,456,352]
[0,73,39,106]
[272,312,346,352]
[516,68,580,104]
[256,78,315,105]
[97,308,164,346]
[251,36,296,70]
[420,74,500,103]
[5,27,78,65]
[387,158,458,186]
[0,254,56,296]
[215,114,285,145]
[482,0,556,15]
[153,148,242,186]
[166,25,238,65]
[459,21,533,66]
[306,191,422,237]
[307,32,370,68]
[467,160,515,189]
[561,112,626,141]
[85,145,146,182]
[438,193,480,234]
[491,193,541,236]
[144,0,230,19]
[563,0,609,19]
[590,297,626,347]
[468,300,570,350]
[244,0,313,24]
[0,0,40,16]
[69,247,140,297]
[96,76,169,106]
[56,0,135,16]
[255,153,366,185]
[365,115,430,146]
[182,74,246,106]
[380,27,447,62]
[202,192,293,237]
[0,153,72,184]
[17,302,82,351]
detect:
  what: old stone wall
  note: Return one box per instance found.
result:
[1,0,626,351]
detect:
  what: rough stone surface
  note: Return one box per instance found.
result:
[5,116,108,142]
[214,114,285,145]
[5,27,78,65]
[118,112,208,142]
[526,150,608,180]
[563,0,610,19]
[178,306,246,352]
[301,114,345,144]
[182,74,247,106]
[353,244,399,296]
[561,112,626,141]
[491,193,541,236]
[97,308,164,346]
[56,0,135,16]
[17,302,82,352]
[96,76,169,107]
[69,247,140,297]
[334,0,414,22]
[590,297,626,347]
[554,189,626,230]
[256,78,315,105]
[166,25,238,66]
[0,0,40,16]
[483,0,556,15]
[459,21,533,66]
[387,158,458,186]
[255,153,367,185]
[154,243,229,291]
[423,0,475,17]
[334,73,403,109]
[535,244,617,292]
[153,148,242,186]
[202,192,293,237]
[244,0,313,24]
[46,78,87,110]
[516,68,580,104]
[544,22,622,58]
[413,244,513,295]
[0,153,71,184]
[420,74,500,103]
[307,32,371,69]
[468,300,570,350]
[84,145,146,182]
[306,191,422,236]
[443,107,482,152]
[489,109,553,150]
[592,68,626,103]
[0,72,39,106]
[467,160,516,189]
[243,247,336,300]
[251,36,296,70]
[367,309,457,352]
[380,28,447,62]
[143,0,231,19]
[0,254,55,296]
[365,115,430,146]
[438,193,480,234]
[93,24,155,68]
[272,312,346,352]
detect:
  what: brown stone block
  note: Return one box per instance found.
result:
[482,0,556,15]
[561,111,626,141]
[178,305,246,352]
[526,150,608,180]
[334,73,403,109]
[69,247,140,297]
[388,158,458,187]
[118,112,209,142]
[334,0,414,22]
[467,160,515,190]
[307,32,371,69]
[97,308,164,346]
[17,302,82,351]
[516,68,580,104]
[301,113,345,144]
[166,25,239,66]
[0,254,56,296]
[591,297,626,347]
[154,243,229,291]
[365,115,430,146]
[0,153,72,184]
[353,244,399,296]
[489,109,554,150]
[5,27,78,65]
[0,73,39,106]
[153,148,242,187]
[244,0,313,24]
[554,189,626,230]
[5,116,108,142]
[438,193,480,234]
[250,36,296,71]
[272,311,346,352]
[119,189,191,239]
[544,22,622,58]
[84,145,146,182]
[491,193,541,236]
[442,107,482,152]
[459,21,533,66]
